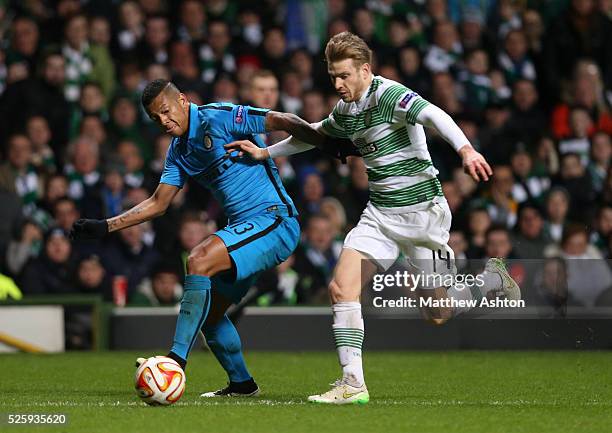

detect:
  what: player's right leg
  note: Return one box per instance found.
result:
[167,234,233,369]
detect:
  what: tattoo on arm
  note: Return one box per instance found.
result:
[107,199,156,232]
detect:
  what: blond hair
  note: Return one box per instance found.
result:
[325,31,372,66]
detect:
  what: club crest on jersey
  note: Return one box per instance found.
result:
[204,135,213,150]
[399,92,418,108]
[235,105,244,123]
[364,110,372,127]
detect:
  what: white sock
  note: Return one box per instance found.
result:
[332,302,365,387]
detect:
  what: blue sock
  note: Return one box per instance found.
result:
[202,315,252,383]
[170,274,212,362]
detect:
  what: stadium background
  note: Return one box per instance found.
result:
[0,0,610,352]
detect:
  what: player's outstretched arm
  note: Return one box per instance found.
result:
[416,104,492,182]
[70,183,179,240]
[265,111,327,148]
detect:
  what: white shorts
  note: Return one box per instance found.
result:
[344,201,456,287]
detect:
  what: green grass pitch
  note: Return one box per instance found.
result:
[1,351,611,433]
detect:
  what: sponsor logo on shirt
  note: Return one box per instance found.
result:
[399,92,418,108]
[235,105,244,123]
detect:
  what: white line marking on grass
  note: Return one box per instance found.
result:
[3,399,612,408]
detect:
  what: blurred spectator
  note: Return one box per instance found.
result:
[260,27,287,72]
[198,20,235,84]
[544,223,612,307]
[137,14,170,66]
[38,174,69,214]
[74,254,110,296]
[25,115,56,175]
[100,160,124,215]
[466,207,491,258]
[552,61,612,139]
[176,0,207,44]
[480,165,518,228]
[88,16,116,101]
[117,139,154,191]
[555,153,596,222]
[298,167,325,222]
[557,107,593,164]
[69,81,107,139]
[320,196,347,239]
[20,228,76,294]
[543,187,571,243]
[449,230,469,263]
[398,46,431,98]
[53,196,80,232]
[510,147,550,203]
[528,257,568,317]
[7,16,40,75]
[588,132,611,193]
[484,225,515,259]
[0,134,42,212]
[102,223,160,298]
[294,214,342,302]
[0,50,70,158]
[114,0,145,58]
[543,0,612,102]
[254,255,300,305]
[512,201,551,258]
[108,96,149,162]
[280,69,303,114]
[131,263,183,306]
[497,29,537,86]
[62,14,94,102]
[505,79,547,146]
[248,69,279,110]
[424,21,462,74]
[590,205,612,255]
[5,219,44,278]
[459,49,493,112]
[64,136,101,205]
[431,72,462,115]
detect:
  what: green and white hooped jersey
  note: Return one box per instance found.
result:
[321,75,444,213]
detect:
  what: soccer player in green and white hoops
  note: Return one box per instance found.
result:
[226,32,521,405]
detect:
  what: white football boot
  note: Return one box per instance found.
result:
[484,258,521,300]
[307,378,369,405]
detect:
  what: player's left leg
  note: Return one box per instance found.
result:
[196,211,299,396]
[200,282,259,397]
[402,202,520,323]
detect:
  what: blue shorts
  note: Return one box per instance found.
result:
[213,213,300,303]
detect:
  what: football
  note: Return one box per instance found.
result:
[134,356,186,406]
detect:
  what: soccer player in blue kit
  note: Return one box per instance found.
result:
[70,79,354,397]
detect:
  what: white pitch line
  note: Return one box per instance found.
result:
[2,400,612,408]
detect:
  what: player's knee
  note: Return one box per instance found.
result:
[328,279,348,303]
[187,248,214,276]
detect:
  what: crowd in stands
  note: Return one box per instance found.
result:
[0,0,611,309]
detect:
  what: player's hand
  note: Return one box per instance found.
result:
[69,219,109,240]
[224,140,269,160]
[458,145,492,182]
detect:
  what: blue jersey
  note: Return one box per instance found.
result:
[160,103,297,222]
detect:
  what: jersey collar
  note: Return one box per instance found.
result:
[187,103,199,141]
